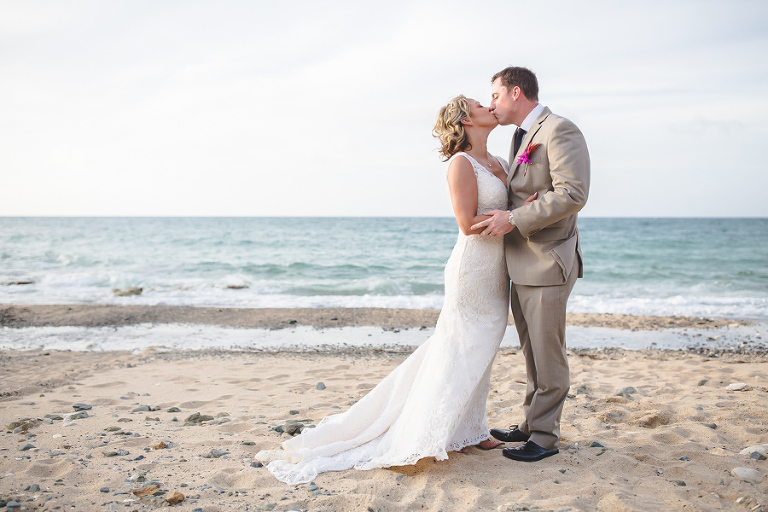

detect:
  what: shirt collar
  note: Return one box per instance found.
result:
[519,103,544,132]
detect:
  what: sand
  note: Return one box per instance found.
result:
[1,307,767,511]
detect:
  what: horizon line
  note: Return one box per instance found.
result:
[1,215,767,220]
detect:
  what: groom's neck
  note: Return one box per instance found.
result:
[514,101,540,127]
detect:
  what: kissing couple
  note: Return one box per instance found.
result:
[269,66,591,485]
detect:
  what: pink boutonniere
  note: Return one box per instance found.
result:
[516,142,540,176]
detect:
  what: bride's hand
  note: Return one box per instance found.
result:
[524,192,538,205]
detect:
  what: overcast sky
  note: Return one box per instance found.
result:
[2,0,767,217]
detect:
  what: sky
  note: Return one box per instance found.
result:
[1,0,767,217]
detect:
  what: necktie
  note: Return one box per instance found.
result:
[513,128,527,156]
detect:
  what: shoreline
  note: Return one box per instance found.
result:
[0,304,753,330]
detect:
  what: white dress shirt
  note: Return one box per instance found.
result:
[508,103,545,227]
[519,103,545,132]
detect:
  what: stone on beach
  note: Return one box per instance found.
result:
[731,467,763,483]
[4,279,34,285]
[740,444,768,456]
[273,419,310,436]
[132,484,160,497]
[727,382,750,391]
[113,287,143,296]
[254,450,285,463]
[203,449,229,458]
[184,412,215,425]
[103,449,129,457]
[131,405,160,412]
[616,386,637,396]
[7,419,41,432]
[166,491,185,505]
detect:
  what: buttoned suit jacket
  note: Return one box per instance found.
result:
[505,107,590,286]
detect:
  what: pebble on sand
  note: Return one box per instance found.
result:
[132,484,161,497]
[254,450,285,463]
[203,449,230,458]
[184,412,215,425]
[740,444,768,456]
[616,386,637,396]
[731,467,763,483]
[166,492,185,505]
[727,382,750,391]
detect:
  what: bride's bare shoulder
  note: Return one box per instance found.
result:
[447,153,474,178]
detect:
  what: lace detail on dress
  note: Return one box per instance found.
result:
[448,152,508,215]
[268,153,511,485]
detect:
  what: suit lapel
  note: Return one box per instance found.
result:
[508,107,551,184]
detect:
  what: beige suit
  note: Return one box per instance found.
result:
[505,107,590,449]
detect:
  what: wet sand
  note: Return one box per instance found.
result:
[0,304,747,330]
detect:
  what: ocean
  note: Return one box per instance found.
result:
[1,217,767,321]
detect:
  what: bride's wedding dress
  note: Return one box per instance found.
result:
[268,153,510,485]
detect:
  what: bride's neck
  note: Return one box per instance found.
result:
[465,129,490,157]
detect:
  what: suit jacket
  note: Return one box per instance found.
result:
[505,107,590,286]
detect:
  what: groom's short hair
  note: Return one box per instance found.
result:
[492,67,539,101]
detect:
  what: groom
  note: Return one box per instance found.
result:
[472,67,590,462]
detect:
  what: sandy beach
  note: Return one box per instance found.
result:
[1,306,767,511]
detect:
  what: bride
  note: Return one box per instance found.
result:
[268,95,534,485]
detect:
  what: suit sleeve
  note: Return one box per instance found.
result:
[513,118,590,238]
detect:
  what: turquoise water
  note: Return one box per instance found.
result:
[1,217,766,319]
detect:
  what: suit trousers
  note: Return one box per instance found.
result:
[510,256,579,450]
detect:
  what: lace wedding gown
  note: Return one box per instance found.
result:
[268,153,510,485]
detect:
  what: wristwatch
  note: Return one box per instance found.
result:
[508,211,515,227]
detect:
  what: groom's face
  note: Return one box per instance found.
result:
[490,79,517,126]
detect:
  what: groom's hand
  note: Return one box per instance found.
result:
[471,210,514,237]
[472,193,537,236]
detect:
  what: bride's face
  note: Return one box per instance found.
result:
[489,79,516,126]
[465,99,498,128]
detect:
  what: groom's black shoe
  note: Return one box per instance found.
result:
[489,425,530,443]
[502,441,558,462]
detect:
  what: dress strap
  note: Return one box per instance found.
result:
[449,152,506,177]
[447,152,478,177]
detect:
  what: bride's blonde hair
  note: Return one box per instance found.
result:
[433,95,472,161]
